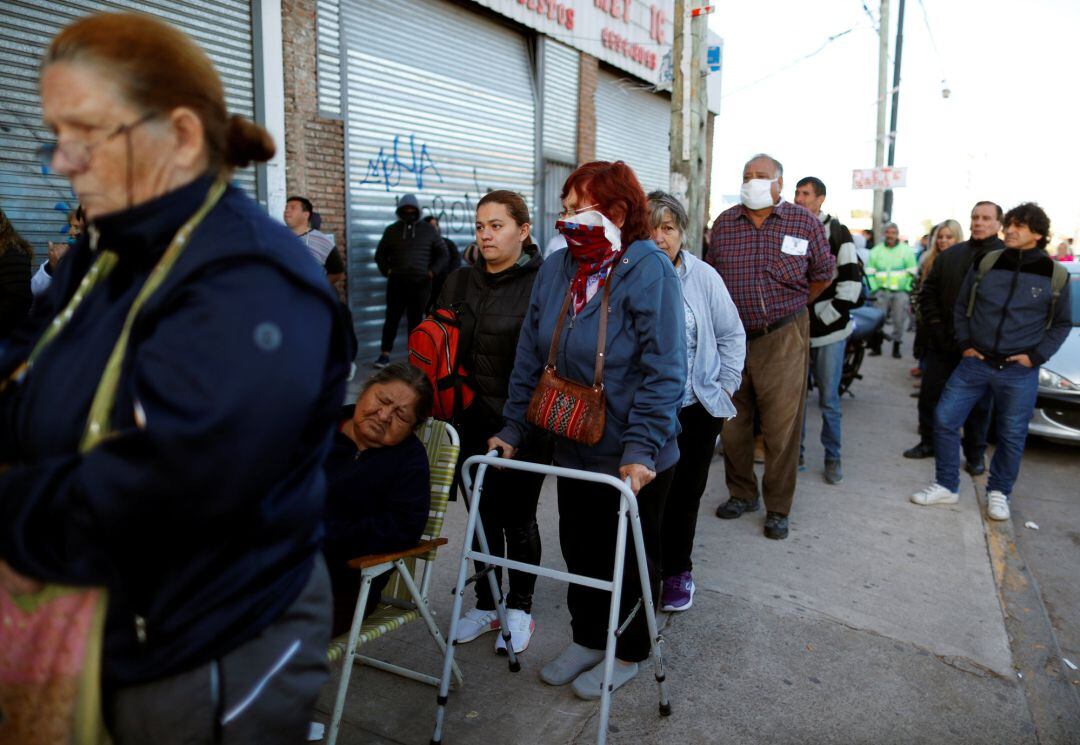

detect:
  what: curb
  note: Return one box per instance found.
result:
[977,480,1080,741]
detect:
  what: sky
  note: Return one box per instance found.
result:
[707,0,1080,245]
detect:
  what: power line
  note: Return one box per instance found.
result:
[721,24,865,99]
[915,0,949,88]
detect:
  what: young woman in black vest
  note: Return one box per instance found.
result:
[438,190,550,655]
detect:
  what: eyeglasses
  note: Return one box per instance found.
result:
[35,112,158,172]
[558,203,598,220]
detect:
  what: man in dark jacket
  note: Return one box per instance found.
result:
[425,215,460,311]
[373,194,447,367]
[903,201,1002,467]
[793,177,863,485]
[911,203,1071,521]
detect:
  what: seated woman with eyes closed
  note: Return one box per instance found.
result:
[322,362,434,634]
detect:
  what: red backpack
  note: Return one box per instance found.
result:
[408,307,475,421]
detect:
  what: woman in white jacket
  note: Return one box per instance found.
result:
[647,191,745,612]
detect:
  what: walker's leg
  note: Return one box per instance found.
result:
[328,572,375,745]
[596,502,631,745]
[626,498,671,716]
[432,464,489,744]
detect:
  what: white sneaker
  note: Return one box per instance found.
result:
[987,491,1010,521]
[494,609,535,655]
[910,483,959,506]
[454,608,499,643]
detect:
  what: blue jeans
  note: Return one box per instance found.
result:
[800,337,846,461]
[934,357,1039,496]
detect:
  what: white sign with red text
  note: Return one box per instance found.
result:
[471,0,674,85]
[852,167,908,190]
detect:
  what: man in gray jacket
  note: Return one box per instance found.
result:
[373,194,447,367]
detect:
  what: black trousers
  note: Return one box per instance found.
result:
[459,419,549,613]
[557,466,674,663]
[380,274,431,352]
[662,403,723,577]
[918,346,991,461]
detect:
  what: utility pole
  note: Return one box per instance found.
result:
[872,0,891,243]
[882,0,905,224]
[669,0,709,256]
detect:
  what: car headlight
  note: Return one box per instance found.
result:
[1038,367,1080,392]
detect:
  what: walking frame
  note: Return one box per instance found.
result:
[431,452,672,745]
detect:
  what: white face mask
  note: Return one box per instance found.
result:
[740,178,778,210]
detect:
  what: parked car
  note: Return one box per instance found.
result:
[1029,261,1080,444]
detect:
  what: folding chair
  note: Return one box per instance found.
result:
[431,453,671,745]
[326,419,462,745]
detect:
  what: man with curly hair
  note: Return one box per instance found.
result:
[910,203,1072,521]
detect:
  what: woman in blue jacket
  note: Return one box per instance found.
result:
[0,14,352,743]
[491,161,685,700]
[647,191,745,613]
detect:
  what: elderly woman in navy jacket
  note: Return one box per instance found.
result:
[0,14,352,743]
[490,161,685,700]
[647,191,745,614]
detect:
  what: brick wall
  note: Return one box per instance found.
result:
[577,53,598,164]
[281,0,347,292]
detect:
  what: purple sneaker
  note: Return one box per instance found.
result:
[661,571,695,612]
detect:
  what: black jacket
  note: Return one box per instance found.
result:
[437,246,542,427]
[0,176,353,689]
[374,195,447,279]
[918,235,1005,353]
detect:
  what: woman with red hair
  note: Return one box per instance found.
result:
[490,161,685,699]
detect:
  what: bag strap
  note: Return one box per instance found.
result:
[545,267,615,389]
[1047,259,1069,329]
[966,249,1003,318]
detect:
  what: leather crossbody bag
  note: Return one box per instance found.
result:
[525,276,612,446]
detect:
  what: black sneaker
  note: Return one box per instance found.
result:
[892,341,902,359]
[903,442,934,459]
[372,354,390,369]
[764,512,789,540]
[715,498,760,520]
[964,457,987,476]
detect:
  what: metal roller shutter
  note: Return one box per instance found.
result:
[594,69,671,193]
[0,0,257,260]
[340,0,536,361]
[316,0,342,117]
[538,38,578,248]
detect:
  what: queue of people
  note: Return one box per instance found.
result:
[0,12,1073,745]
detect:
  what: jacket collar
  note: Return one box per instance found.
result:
[90,174,215,269]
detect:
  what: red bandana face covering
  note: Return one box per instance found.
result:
[556,211,623,314]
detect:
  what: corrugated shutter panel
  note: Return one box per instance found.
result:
[340,0,536,362]
[0,0,256,261]
[541,39,578,164]
[594,70,671,193]
[316,0,342,117]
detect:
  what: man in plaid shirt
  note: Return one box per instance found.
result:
[706,154,834,540]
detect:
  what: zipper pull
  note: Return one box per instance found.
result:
[134,614,147,644]
[88,225,101,253]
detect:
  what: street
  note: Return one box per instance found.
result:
[318,352,1080,744]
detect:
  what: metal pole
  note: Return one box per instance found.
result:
[872,0,890,243]
[669,0,707,257]
[882,0,905,224]
[686,0,708,258]
[669,0,688,204]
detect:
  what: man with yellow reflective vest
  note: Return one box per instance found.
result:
[866,223,918,358]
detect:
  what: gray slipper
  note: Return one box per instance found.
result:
[539,643,605,686]
[571,659,639,701]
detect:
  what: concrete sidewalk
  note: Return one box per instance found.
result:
[317,353,1036,744]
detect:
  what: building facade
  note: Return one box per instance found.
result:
[0,0,719,362]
